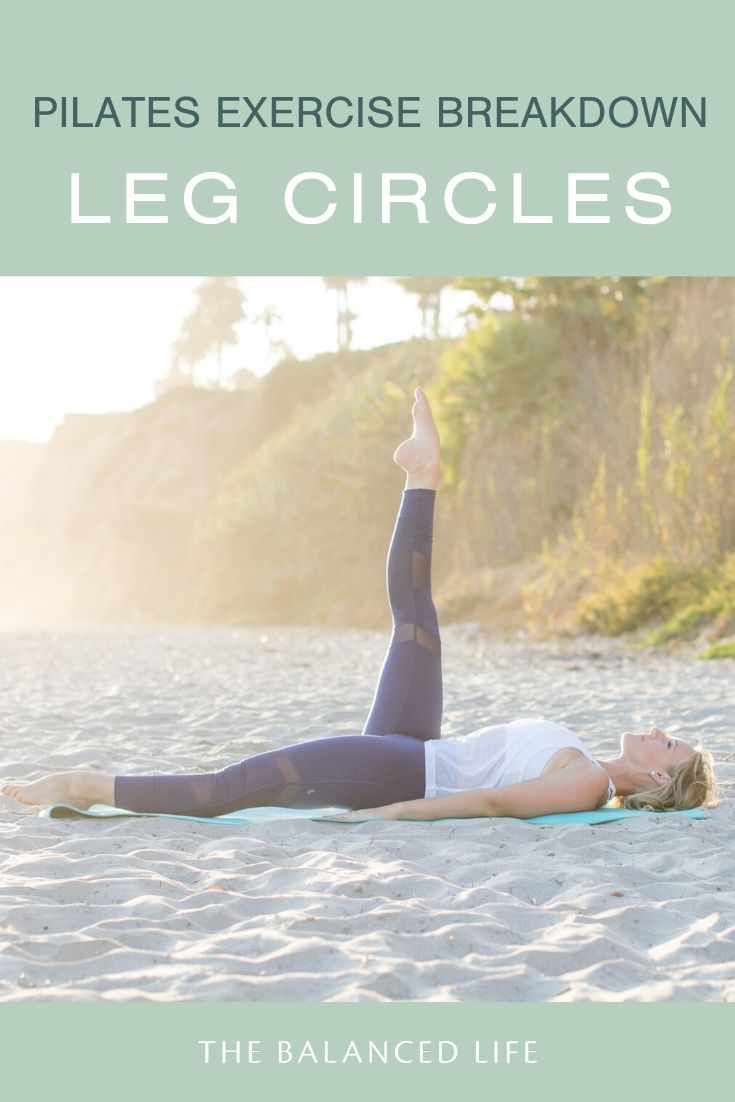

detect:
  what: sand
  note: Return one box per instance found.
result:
[1,623,733,1002]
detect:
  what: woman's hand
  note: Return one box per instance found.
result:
[322,804,402,822]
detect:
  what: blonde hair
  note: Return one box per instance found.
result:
[617,745,718,811]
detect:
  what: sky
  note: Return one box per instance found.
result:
[0,277,477,442]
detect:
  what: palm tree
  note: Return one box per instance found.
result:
[256,304,292,367]
[394,277,454,338]
[170,277,247,385]
[323,277,368,350]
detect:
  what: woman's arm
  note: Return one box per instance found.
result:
[326,763,609,822]
[326,787,496,821]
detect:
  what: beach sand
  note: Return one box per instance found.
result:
[1,624,733,1002]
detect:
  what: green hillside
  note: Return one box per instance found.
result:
[1,277,734,654]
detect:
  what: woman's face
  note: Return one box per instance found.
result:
[620,727,695,784]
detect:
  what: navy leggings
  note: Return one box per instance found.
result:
[113,488,442,815]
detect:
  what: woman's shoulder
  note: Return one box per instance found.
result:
[565,756,614,806]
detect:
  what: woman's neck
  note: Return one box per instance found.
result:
[595,756,636,797]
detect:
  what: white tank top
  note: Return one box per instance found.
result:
[424,717,615,804]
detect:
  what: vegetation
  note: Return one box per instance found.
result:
[419,277,734,655]
[195,339,449,626]
[191,276,735,653]
[699,641,735,660]
[393,278,454,337]
[2,276,734,656]
[322,277,368,350]
[168,276,247,386]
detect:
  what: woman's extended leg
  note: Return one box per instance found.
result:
[1,732,427,815]
[361,387,443,741]
[112,732,426,815]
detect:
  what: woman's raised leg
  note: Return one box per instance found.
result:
[361,387,443,742]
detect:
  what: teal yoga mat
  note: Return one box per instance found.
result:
[39,803,709,825]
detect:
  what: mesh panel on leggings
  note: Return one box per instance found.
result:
[191,750,304,812]
[271,751,304,805]
[411,549,430,588]
[393,621,441,655]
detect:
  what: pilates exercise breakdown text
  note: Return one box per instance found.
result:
[30,92,707,231]
[34,94,706,129]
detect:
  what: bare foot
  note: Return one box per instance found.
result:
[394,387,441,488]
[1,771,111,810]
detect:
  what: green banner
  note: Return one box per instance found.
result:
[1,1003,730,1099]
[2,0,733,274]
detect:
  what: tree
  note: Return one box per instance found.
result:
[255,304,293,367]
[456,276,655,345]
[323,277,367,350]
[170,277,247,385]
[394,277,454,338]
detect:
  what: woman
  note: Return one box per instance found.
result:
[2,388,717,821]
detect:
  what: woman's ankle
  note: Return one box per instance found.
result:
[405,466,440,491]
[69,771,114,806]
